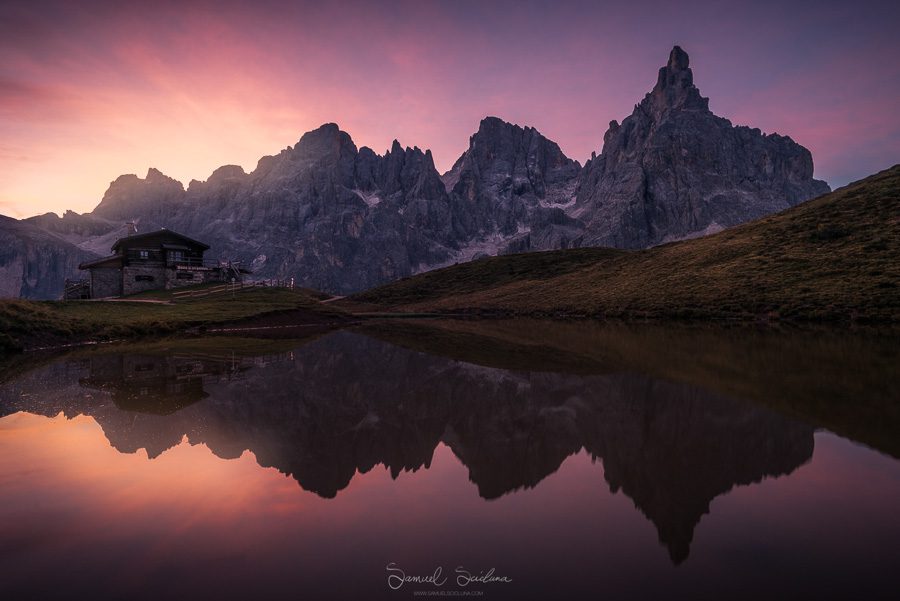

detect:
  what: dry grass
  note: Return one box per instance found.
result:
[351,165,900,323]
[0,287,346,352]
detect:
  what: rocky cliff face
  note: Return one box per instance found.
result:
[0,216,98,298]
[92,167,185,222]
[170,124,466,293]
[574,46,830,247]
[442,117,583,256]
[25,124,466,295]
[1,47,831,297]
[24,210,131,256]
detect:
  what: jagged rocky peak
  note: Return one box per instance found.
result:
[250,123,359,183]
[187,164,248,193]
[145,166,177,184]
[353,146,382,190]
[207,164,247,182]
[377,140,446,198]
[444,116,580,201]
[576,45,831,249]
[435,116,583,249]
[93,167,185,220]
[293,122,357,160]
[24,208,115,238]
[8,51,832,302]
[645,45,709,114]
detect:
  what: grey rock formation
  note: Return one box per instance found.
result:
[24,210,130,256]
[71,124,465,294]
[189,124,465,293]
[0,215,98,298]
[442,117,583,254]
[92,167,185,223]
[575,46,830,247]
[0,47,832,298]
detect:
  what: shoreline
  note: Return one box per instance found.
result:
[5,308,897,358]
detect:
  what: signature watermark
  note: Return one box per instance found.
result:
[386,563,512,594]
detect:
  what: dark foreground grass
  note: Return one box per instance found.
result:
[126,282,333,301]
[0,287,346,353]
[350,165,900,322]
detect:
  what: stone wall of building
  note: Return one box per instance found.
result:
[165,267,227,289]
[166,268,202,289]
[90,268,122,298]
[88,265,231,298]
[122,265,167,296]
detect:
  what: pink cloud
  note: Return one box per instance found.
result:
[1,0,898,217]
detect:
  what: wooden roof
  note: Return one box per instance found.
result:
[79,255,124,270]
[111,228,210,252]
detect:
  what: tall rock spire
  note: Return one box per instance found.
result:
[645,45,709,114]
[575,45,830,249]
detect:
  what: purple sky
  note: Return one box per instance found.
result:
[1,0,898,218]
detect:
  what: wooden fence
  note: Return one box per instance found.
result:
[171,278,294,300]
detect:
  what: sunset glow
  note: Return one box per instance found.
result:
[2,410,898,598]
[1,0,899,218]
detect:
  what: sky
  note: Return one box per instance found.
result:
[1,0,898,219]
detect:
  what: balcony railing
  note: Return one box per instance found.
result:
[123,250,244,270]
[169,257,216,268]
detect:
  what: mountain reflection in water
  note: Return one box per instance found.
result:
[1,321,898,600]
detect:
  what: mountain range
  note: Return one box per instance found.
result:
[0,46,830,298]
[349,164,899,322]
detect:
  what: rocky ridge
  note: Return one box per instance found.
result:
[1,46,830,297]
[574,46,830,248]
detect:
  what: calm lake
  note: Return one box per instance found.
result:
[1,320,898,600]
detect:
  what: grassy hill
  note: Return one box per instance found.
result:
[348,165,900,322]
[0,286,347,353]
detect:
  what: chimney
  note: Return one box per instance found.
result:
[126,221,137,235]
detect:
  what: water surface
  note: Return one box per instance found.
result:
[1,322,898,599]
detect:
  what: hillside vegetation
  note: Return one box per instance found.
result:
[349,166,900,322]
[0,287,346,353]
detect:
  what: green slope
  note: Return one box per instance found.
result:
[0,287,348,352]
[350,165,900,322]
